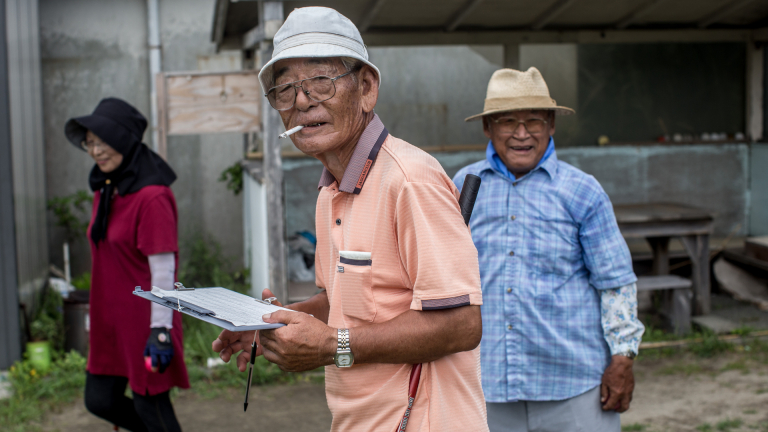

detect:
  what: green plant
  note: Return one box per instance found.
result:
[178,232,248,292]
[689,330,733,358]
[716,418,742,431]
[732,326,755,337]
[697,424,713,432]
[47,190,93,243]
[29,288,64,349]
[70,272,91,291]
[0,351,86,430]
[176,233,289,392]
[218,162,243,196]
[622,423,647,431]
[29,316,58,343]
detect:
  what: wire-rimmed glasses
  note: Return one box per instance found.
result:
[80,140,108,152]
[490,116,549,134]
[266,70,354,111]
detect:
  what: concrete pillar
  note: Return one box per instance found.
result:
[747,41,764,141]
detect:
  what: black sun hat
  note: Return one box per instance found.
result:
[64,97,147,154]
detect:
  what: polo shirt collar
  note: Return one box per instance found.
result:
[483,136,558,181]
[317,113,388,194]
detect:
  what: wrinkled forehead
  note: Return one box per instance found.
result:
[273,57,345,83]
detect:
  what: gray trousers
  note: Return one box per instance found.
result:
[486,386,620,432]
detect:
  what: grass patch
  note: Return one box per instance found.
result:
[622,423,647,431]
[721,359,750,374]
[688,331,734,358]
[658,362,704,376]
[715,418,742,431]
[743,409,757,415]
[697,424,713,432]
[0,351,87,431]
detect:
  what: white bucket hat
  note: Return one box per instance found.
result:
[258,7,381,94]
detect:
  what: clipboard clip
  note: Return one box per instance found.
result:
[255,297,278,305]
[174,282,194,291]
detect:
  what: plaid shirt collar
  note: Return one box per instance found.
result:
[481,137,559,182]
[317,114,388,194]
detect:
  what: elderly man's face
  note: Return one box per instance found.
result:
[483,110,555,178]
[271,57,378,156]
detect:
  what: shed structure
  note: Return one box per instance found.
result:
[211,0,768,306]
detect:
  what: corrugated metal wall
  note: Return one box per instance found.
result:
[0,0,48,369]
[7,0,47,306]
[0,0,20,370]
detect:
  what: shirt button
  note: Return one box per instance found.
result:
[513,182,518,187]
[507,325,513,331]
[335,219,341,225]
[509,251,515,256]
[506,288,512,293]
[510,215,516,220]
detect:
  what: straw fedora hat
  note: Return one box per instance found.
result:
[465,67,575,121]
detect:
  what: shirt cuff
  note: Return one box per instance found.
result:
[411,292,482,311]
[600,282,645,355]
[149,253,175,329]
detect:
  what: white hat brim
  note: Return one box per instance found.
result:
[258,43,381,93]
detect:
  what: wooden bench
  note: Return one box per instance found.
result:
[637,275,693,335]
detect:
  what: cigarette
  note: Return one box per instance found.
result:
[279,125,304,139]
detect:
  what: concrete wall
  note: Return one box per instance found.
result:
[284,144,750,238]
[751,143,768,235]
[41,0,244,276]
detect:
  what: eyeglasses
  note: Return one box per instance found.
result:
[490,116,549,134]
[80,140,108,152]
[266,71,354,111]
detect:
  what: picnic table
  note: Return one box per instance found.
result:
[614,203,714,333]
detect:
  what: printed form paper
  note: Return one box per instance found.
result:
[150,286,293,327]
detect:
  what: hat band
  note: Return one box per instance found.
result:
[274,32,368,59]
[484,96,557,112]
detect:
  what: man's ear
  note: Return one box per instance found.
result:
[482,117,492,139]
[359,65,379,113]
[549,112,556,136]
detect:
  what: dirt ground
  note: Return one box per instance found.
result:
[38,381,333,432]
[35,353,768,432]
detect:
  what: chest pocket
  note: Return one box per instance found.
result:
[527,216,581,282]
[337,251,376,322]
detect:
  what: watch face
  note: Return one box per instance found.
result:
[335,353,353,367]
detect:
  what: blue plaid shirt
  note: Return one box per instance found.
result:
[453,140,637,402]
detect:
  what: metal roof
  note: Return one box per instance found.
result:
[213,0,768,49]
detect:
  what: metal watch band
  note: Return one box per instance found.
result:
[616,350,637,360]
[337,328,350,351]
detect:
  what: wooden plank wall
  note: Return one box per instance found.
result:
[164,71,261,136]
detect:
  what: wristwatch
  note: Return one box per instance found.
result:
[334,328,354,368]
[615,350,637,360]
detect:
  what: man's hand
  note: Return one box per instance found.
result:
[259,310,336,372]
[600,355,635,412]
[211,289,284,372]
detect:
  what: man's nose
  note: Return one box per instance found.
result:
[294,87,317,111]
[512,122,531,139]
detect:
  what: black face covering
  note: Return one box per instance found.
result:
[65,98,176,245]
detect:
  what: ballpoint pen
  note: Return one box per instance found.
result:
[243,332,258,412]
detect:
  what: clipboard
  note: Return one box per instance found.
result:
[133,285,286,331]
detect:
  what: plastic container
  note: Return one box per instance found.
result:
[26,341,51,373]
[64,290,90,356]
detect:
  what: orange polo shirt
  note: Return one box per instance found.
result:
[315,115,488,432]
